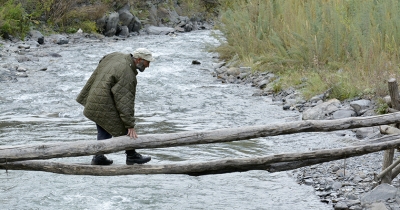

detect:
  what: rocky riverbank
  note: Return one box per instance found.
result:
[212,63,400,210]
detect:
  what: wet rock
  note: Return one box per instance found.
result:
[350,99,371,115]
[56,35,69,45]
[16,66,27,72]
[15,72,28,77]
[175,25,185,32]
[118,7,134,29]
[119,26,129,37]
[192,60,201,65]
[212,62,225,69]
[226,67,240,76]
[105,12,119,37]
[363,202,388,210]
[354,127,380,139]
[334,201,348,210]
[310,94,325,103]
[49,52,62,57]
[28,30,44,44]
[361,184,397,205]
[146,26,175,35]
[18,44,30,49]
[283,104,291,110]
[332,181,343,190]
[304,178,314,185]
[361,109,376,117]
[238,72,249,79]
[302,98,341,120]
[257,79,270,89]
[332,109,357,119]
[16,55,31,62]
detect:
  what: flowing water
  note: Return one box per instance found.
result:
[0,30,347,209]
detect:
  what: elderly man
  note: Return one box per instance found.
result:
[76,48,154,165]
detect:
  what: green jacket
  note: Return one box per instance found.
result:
[76,52,138,137]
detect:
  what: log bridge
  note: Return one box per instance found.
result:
[1,79,400,184]
[1,112,400,178]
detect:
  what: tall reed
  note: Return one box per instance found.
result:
[215,0,400,99]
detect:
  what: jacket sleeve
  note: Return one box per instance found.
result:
[111,66,137,129]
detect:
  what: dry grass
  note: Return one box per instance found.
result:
[214,0,400,100]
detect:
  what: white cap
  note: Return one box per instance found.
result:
[133,48,155,62]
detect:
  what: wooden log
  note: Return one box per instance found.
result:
[3,138,400,176]
[392,163,400,180]
[381,148,394,184]
[380,125,400,182]
[388,78,400,110]
[2,112,400,163]
[383,124,400,180]
[381,79,400,184]
[377,157,400,181]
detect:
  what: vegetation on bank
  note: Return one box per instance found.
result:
[214,0,400,103]
[0,0,218,37]
[2,0,399,107]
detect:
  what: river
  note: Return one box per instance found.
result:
[0,30,343,209]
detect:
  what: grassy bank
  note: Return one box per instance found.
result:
[214,0,400,102]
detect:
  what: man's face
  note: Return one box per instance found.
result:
[136,59,150,72]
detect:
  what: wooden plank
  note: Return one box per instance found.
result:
[2,138,400,176]
[1,112,400,163]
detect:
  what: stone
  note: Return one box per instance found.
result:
[56,35,69,45]
[119,26,129,37]
[146,26,175,35]
[350,99,371,115]
[332,181,343,190]
[226,67,240,76]
[361,184,397,205]
[332,109,357,119]
[105,12,119,37]
[29,30,44,44]
[302,98,341,120]
[334,201,348,210]
[355,127,379,139]
[363,202,388,210]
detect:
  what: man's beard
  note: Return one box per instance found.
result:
[137,61,146,72]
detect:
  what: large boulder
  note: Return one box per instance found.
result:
[130,16,142,33]
[118,7,133,27]
[105,12,119,37]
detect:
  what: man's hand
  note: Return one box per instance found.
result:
[127,128,138,139]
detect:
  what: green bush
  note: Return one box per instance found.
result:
[0,0,30,39]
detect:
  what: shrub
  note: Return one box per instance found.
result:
[0,0,30,39]
[215,0,400,100]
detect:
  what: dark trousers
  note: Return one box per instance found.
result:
[96,124,135,155]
